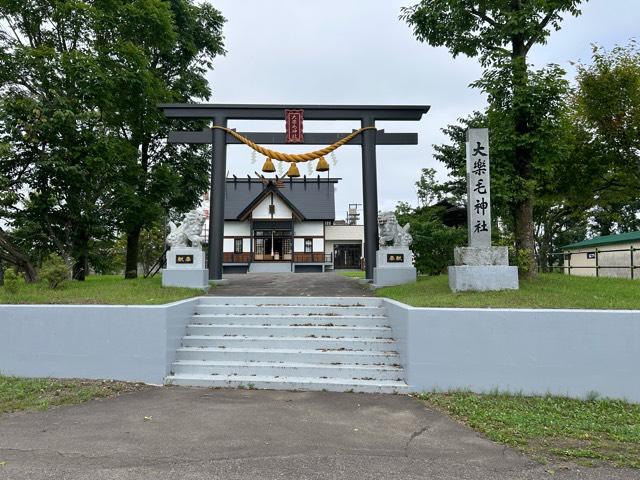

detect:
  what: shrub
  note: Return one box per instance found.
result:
[509,247,535,277]
[2,268,21,294]
[40,254,70,289]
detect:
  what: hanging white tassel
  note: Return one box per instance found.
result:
[307,160,314,176]
[331,152,338,166]
[276,160,284,176]
[250,150,257,165]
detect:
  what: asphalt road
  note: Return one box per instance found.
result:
[0,388,636,480]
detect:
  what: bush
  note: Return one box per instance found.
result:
[2,268,21,294]
[509,247,534,277]
[40,254,70,289]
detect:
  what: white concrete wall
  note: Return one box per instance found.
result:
[0,298,199,384]
[252,195,292,219]
[293,221,324,236]
[293,237,323,253]
[325,225,364,242]
[383,299,640,402]
[224,221,250,237]
[223,238,250,253]
[564,241,640,279]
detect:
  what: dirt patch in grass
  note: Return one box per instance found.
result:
[0,376,149,415]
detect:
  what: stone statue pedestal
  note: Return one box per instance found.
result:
[448,246,518,292]
[162,247,209,290]
[373,247,417,287]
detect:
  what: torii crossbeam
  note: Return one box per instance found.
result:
[159,104,430,281]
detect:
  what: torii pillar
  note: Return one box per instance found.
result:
[160,104,430,282]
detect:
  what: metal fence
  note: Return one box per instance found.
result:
[543,246,640,279]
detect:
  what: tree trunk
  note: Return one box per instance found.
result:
[0,259,4,286]
[515,198,536,275]
[0,228,38,282]
[511,35,537,278]
[538,224,553,273]
[72,231,89,281]
[125,225,141,279]
[73,254,88,281]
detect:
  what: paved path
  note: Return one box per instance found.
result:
[1,388,635,480]
[209,272,373,297]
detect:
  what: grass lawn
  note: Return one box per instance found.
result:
[0,275,201,305]
[0,375,147,416]
[377,273,640,310]
[337,270,366,279]
[419,391,640,469]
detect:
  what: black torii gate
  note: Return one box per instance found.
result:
[159,104,429,281]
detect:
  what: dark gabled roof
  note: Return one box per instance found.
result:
[562,231,640,250]
[237,183,305,221]
[224,177,338,221]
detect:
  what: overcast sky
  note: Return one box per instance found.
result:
[205,0,638,219]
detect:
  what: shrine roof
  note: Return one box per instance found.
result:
[224,177,338,221]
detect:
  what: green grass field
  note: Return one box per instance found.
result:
[0,275,201,305]
[0,375,147,415]
[337,270,366,279]
[377,273,640,310]
[419,391,640,468]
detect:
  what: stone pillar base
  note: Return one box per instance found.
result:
[372,247,416,287]
[373,266,417,287]
[162,269,209,290]
[448,265,518,292]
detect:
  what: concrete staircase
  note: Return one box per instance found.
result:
[165,297,408,393]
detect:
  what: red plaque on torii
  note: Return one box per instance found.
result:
[285,109,304,143]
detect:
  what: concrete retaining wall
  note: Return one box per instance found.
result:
[0,298,198,384]
[383,299,640,402]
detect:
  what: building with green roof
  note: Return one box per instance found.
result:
[562,231,640,279]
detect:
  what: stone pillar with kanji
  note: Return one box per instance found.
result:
[448,128,519,292]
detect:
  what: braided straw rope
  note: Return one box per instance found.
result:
[212,126,376,163]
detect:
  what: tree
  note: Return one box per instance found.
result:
[94,0,225,278]
[401,0,584,277]
[0,0,137,280]
[0,0,225,280]
[573,42,640,235]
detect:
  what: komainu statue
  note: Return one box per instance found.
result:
[378,211,412,248]
[166,208,207,248]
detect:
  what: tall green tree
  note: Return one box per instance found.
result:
[0,0,225,280]
[94,0,225,278]
[573,42,640,235]
[401,0,584,277]
[0,0,132,280]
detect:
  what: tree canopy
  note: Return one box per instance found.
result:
[402,0,585,276]
[400,41,640,274]
[0,0,225,280]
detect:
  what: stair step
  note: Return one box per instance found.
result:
[181,335,396,351]
[191,314,390,327]
[195,305,385,316]
[175,347,400,365]
[171,360,403,380]
[198,296,382,307]
[165,297,406,394]
[165,373,409,393]
[186,324,393,338]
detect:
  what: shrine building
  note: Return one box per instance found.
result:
[202,176,364,273]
